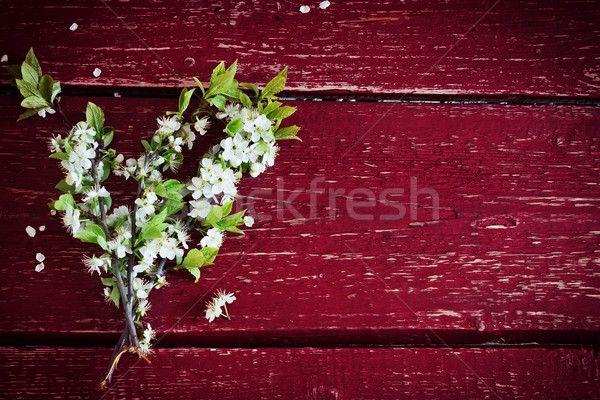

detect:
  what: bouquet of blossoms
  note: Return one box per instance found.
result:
[5,49,300,387]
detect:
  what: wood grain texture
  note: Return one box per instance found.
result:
[1,346,599,399]
[1,95,599,345]
[1,0,600,96]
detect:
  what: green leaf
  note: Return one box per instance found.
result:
[97,235,108,251]
[208,94,226,110]
[15,79,40,98]
[110,285,120,308]
[147,208,168,229]
[180,248,205,269]
[193,77,206,97]
[188,267,201,282]
[55,179,75,193]
[103,127,114,147]
[101,277,115,286]
[141,139,152,152]
[164,199,185,216]
[206,70,235,98]
[262,101,282,116]
[274,125,302,141]
[204,205,223,226]
[50,152,69,160]
[155,183,167,197]
[210,62,226,84]
[3,65,23,80]
[267,106,296,121]
[17,108,38,121]
[38,74,54,103]
[200,247,219,265]
[225,59,238,76]
[260,67,287,100]
[53,193,76,210]
[51,81,61,102]
[221,200,234,217]
[226,118,242,136]
[240,82,259,98]
[24,48,42,78]
[86,102,105,135]
[21,96,49,109]
[21,63,39,85]
[178,87,196,115]
[239,92,252,108]
[139,226,163,243]
[163,179,185,192]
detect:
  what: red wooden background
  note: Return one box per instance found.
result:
[1,1,599,399]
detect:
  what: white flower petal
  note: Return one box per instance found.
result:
[0,54,7,63]
[26,226,36,237]
[38,225,46,231]
[93,68,102,77]
[299,5,310,13]
[69,22,78,31]
[36,252,45,262]
[319,1,331,9]
[35,262,45,272]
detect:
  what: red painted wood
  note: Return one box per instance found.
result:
[1,346,599,399]
[1,0,599,96]
[1,95,599,345]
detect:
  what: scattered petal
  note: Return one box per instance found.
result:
[244,215,254,227]
[26,226,36,237]
[69,23,78,31]
[93,68,102,77]
[114,92,121,98]
[1,54,7,62]
[50,209,56,216]
[35,262,45,272]
[39,225,46,231]
[299,5,310,13]
[319,1,331,9]
[36,252,45,262]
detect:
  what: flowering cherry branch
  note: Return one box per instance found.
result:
[6,49,301,388]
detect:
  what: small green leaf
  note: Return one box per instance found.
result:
[50,152,69,161]
[55,179,75,193]
[226,118,242,136]
[200,247,219,265]
[21,96,49,109]
[180,248,205,269]
[53,193,76,210]
[86,102,105,135]
[274,125,302,141]
[3,65,23,81]
[97,235,108,251]
[38,74,54,103]
[240,92,252,108]
[221,200,234,217]
[21,63,39,85]
[24,48,42,78]
[51,81,61,102]
[204,205,223,226]
[139,226,163,243]
[206,70,235,98]
[179,87,196,115]
[110,285,120,308]
[240,82,259,98]
[262,101,282,116]
[210,62,226,84]
[267,106,296,121]
[103,127,114,147]
[163,179,185,192]
[260,66,287,100]
[193,77,206,97]
[141,139,152,152]
[17,108,38,121]
[208,94,226,110]
[15,79,40,98]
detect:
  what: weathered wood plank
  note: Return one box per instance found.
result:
[0,95,599,344]
[1,346,599,399]
[1,0,599,96]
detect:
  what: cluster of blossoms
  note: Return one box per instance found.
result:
[11,50,299,386]
[205,290,237,322]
